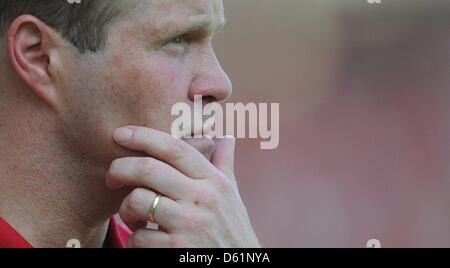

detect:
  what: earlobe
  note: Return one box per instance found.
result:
[7,15,58,109]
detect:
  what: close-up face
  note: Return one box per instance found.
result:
[57,0,231,163]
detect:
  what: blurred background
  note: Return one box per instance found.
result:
[213,0,450,247]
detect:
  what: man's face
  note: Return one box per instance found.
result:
[57,0,231,162]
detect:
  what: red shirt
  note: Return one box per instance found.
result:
[0,216,131,248]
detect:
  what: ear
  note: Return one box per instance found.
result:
[7,15,61,109]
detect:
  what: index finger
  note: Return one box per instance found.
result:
[113,126,218,179]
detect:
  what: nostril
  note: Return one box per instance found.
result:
[188,92,217,103]
[202,96,217,105]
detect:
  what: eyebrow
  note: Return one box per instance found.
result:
[186,17,227,35]
[145,15,227,44]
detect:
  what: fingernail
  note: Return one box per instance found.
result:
[114,128,133,143]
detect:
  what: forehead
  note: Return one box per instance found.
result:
[149,0,223,15]
[134,0,225,34]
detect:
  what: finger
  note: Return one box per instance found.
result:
[211,136,237,184]
[183,136,216,161]
[127,229,172,248]
[119,188,181,232]
[107,157,192,200]
[113,126,217,179]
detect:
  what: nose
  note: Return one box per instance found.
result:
[188,48,232,103]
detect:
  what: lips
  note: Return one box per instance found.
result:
[172,114,217,160]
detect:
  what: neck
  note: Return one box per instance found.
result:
[0,118,121,248]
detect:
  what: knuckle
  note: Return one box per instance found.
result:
[138,157,157,175]
[133,127,145,141]
[210,173,233,194]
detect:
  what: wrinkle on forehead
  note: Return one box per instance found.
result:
[131,0,225,41]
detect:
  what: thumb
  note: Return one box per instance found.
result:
[211,136,236,181]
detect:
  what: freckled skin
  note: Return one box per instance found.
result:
[0,0,240,248]
[56,0,232,164]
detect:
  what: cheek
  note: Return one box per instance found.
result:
[143,60,187,101]
[115,57,190,116]
[139,60,191,130]
[56,66,121,164]
[57,52,193,164]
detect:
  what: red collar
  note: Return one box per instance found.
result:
[0,216,131,248]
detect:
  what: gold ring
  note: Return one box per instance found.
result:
[147,194,162,223]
